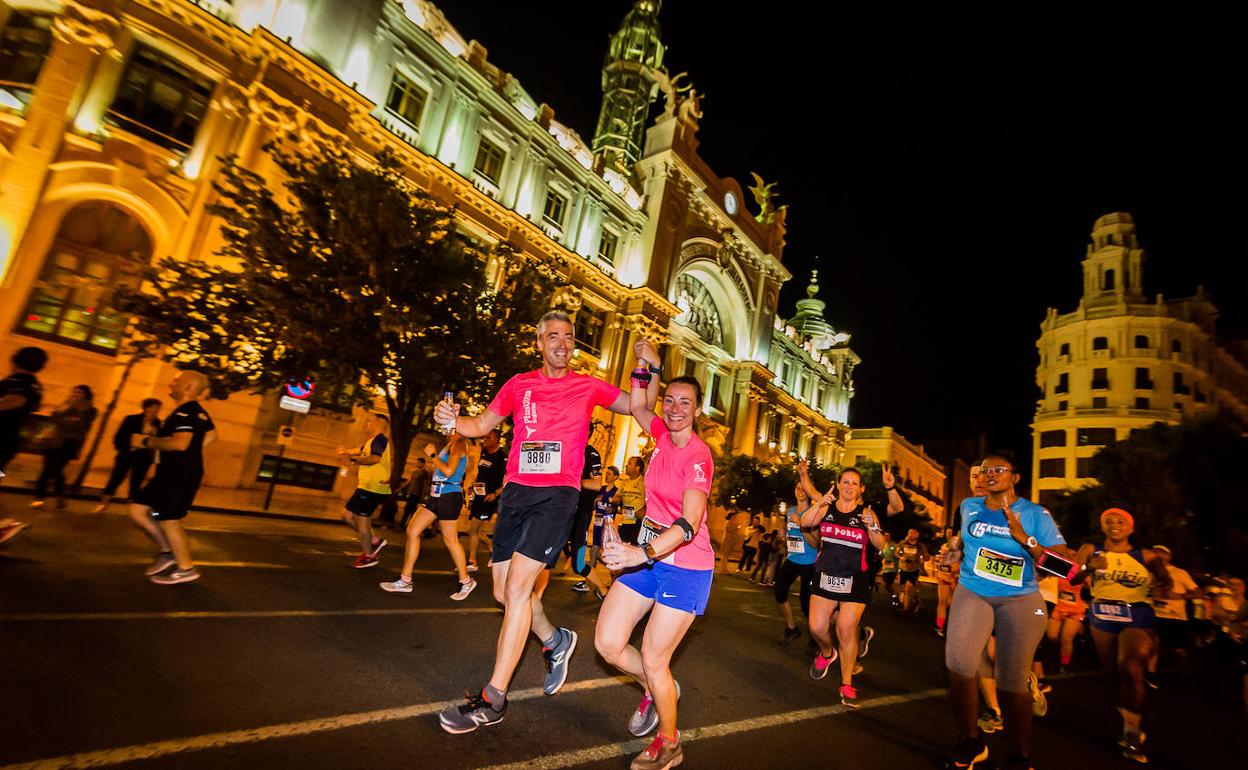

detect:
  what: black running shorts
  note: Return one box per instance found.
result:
[469,496,498,521]
[899,569,921,585]
[135,472,200,521]
[422,490,464,522]
[345,488,389,517]
[491,484,579,568]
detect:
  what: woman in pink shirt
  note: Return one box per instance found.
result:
[597,340,714,770]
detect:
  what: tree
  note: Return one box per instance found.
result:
[115,144,562,490]
[1046,417,1248,572]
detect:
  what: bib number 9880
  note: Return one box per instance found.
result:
[519,441,561,475]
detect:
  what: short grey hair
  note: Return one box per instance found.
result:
[537,310,573,338]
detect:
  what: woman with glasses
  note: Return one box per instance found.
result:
[942,453,1068,770]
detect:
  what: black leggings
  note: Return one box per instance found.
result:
[35,441,82,499]
[738,545,758,571]
[774,559,814,617]
[103,451,153,498]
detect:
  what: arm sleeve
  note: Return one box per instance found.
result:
[167,409,195,432]
[585,446,602,478]
[369,434,389,457]
[1032,507,1065,546]
[487,377,517,418]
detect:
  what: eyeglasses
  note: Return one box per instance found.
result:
[980,466,1013,476]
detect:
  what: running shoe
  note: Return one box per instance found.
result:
[629,733,682,770]
[571,581,590,593]
[1037,679,1053,694]
[1027,671,1048,717]
[780,626,801,645]
[943,736,989,769]
[839,684,859,708]
[977,708,1003,734]
[809,648,838,680]
[934,626,946,638]
[369,538,387,558]
[451,578,477,601]
[466,561,478,573]
[353,553,379,569]
[0,520,30,546]
[628,681,681,736]
[438,690,506,734]
[150,567,200,585]
[1121,739,1148,764]
[542,627,578,695]
[144,551,177,576]
[999,750,1035,770]
[380,577,413,593]
[91,503,108,514]
[858,626,875,659]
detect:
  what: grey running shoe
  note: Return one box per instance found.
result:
[450,578,477,601]
[150,567,200,585]
[380,577,413,593]
[144,552,177,576]
[542,628,578,695]
[858,625,875,658]
[630,733,682,770]
[977,708,1003,734]
[628,680,681,737]
[438,690,506,734]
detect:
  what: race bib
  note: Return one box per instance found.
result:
[1091,601,1131,623]
[819,574,853,593]
[973,547,1025,587]
[473,483,486,496]
[429,482,441,498]
[637,517,674,564]
[786,534,805,554]
[1059,590,1078,603]
[519,441,561,474]
[621,506,637,523]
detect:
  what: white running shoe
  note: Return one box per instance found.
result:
[380,577,413,593]
[451,578,477,601]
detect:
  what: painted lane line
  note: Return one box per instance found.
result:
[1,607,502,622]
[0,677,632,770]
[475,687,948,770]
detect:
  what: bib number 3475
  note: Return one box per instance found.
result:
[973,547,1025,587]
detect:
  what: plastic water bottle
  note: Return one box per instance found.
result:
[601,514,621,549]
[439,391,458,435]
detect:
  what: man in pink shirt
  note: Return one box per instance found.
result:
[438,311,635,734]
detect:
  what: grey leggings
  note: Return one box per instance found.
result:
[945,584,1047,692]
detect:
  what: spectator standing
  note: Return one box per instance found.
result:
[93,398,161,512]
[31,385,97,509]
[0,346,47,546]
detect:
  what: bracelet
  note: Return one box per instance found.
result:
[648,364,664,375]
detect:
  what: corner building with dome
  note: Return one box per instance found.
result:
[0,0,859,533]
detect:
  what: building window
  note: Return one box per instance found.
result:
[473,136,505,184]
[1058,400,1068,411]
[1055,373,1069,394]
[542,189,567,228]
[1135,397,1150,410]
[17,203,151,354]
[1038,458,1066,478]
[1104,269,1115,291]
[597,229,618,264]
[1059,342,1070,357]
[1134,335,1150,349]
[257,455,340,491]
[1091,368,1109,390]
[1039,430,1066,448]
[108,45,215,152]
[573,307,606,357]
[0,11,52,108]
[1076,457,1093,478]
[1173,372,1190,396]
[1195,385,1206,403]
[1077,427,1116,446]
[1092,396,1108,408]
[1134,367,1153,389]
[385,71,427,128]
[1092,336,1108,351]
[1171,339,1182,354]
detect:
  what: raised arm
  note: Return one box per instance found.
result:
[797,460,820,501]
[799,486,834,528]
[881,464,904,515]
[629,339,662,430]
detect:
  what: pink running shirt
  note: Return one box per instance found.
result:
[641,416,715,570]
[488,370,621,489]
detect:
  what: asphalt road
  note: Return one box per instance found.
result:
[1,500,1239,769]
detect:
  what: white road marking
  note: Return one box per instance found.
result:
[0,677,632,770]
[475,687,948,770]
[1,608,501,622]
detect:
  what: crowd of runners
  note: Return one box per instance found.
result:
[4,315,1248,770]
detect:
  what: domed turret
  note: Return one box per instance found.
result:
[590,1,665,170]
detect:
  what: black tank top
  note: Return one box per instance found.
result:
[815,503,871,576]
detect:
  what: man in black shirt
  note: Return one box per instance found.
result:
[466,428,506,572]
[0,346,47,547]
[128,371,216,585]
[93,398,162,512]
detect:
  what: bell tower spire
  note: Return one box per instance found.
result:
[591,1,665,171]
[1081,212,1145,307]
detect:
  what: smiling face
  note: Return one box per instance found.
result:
[1100,510,1133,541]
[837,470,862,504]
[662,381,701,434]
[536,318,575,372]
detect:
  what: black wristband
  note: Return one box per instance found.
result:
[648,364,664,375]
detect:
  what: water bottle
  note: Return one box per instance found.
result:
[601,514,621,549]
[439,391,458,434]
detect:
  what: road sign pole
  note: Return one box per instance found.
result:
[263,412,297,511]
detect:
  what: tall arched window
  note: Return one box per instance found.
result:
[18,202,152,353]
[1104,269,1115,291]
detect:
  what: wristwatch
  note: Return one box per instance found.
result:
[1024,536,1038,549]
[642,542,658,565]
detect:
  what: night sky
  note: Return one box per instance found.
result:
[432,2,1246,467]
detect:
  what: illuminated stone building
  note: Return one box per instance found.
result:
[843,426,947,527]
[1031,212,1248,505]
[0,0,857,517]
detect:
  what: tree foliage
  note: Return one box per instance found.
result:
[1046,417,1248,572]
[115,144,562,487]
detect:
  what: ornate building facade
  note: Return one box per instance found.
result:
[1031,212,1248,505]
[0,0,857,513]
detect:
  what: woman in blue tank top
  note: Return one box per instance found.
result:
[774,461,819,646]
